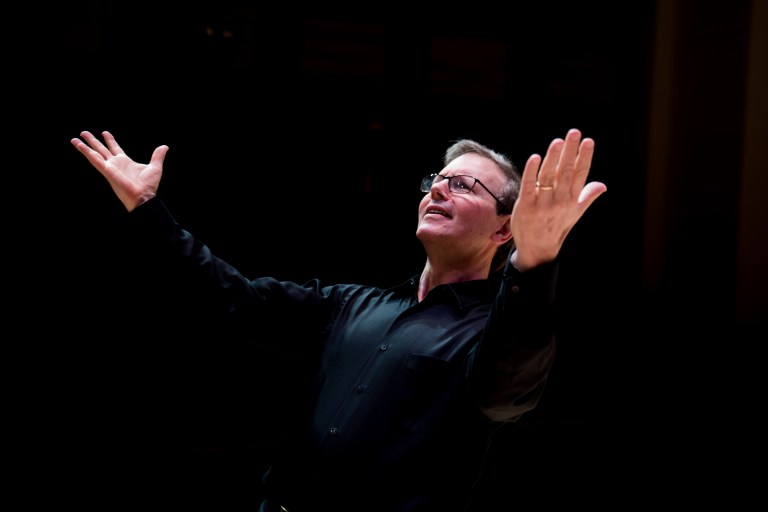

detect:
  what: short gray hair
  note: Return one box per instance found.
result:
[443,139,521,273]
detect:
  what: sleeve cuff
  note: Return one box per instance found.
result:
[127,196,179,240]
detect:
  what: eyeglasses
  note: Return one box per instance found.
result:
[420,173,511,214]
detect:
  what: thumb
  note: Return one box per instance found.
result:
[150,145,170,166]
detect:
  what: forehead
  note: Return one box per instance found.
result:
[443,153,505,184]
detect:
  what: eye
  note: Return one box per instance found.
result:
[452,176,473,191]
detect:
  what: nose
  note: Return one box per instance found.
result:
[429,177,450,199]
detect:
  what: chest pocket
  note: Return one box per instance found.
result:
[400,353,462,432]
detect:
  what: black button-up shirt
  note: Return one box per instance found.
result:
[130,197,558,512]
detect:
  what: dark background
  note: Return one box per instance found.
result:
[15,1,765,509]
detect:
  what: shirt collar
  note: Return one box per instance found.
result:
[387,274,495,310]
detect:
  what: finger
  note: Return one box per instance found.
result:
[71,134,109,170]
[577,180,608,212]
[102,131,126,156]
[70,137,89,154]
[555,129,582,191]
[570,137,595,196]
[78,130,111,158]
[535,137,564,188]
[520,153,542,198]
[150,144,170,166]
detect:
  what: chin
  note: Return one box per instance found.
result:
[416,225,448,243]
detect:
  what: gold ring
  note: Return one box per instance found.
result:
[536,181,554,191]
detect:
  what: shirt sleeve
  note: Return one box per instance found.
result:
[126,197,335,360]
[468,256,559,422]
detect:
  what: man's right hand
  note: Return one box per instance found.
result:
[71,130,169,212]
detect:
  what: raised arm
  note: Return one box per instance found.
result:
[509,128,607,271]
[71,130,169,212]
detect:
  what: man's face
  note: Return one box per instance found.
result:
[416,153,509,257]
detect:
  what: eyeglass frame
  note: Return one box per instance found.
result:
[420,173,512,214]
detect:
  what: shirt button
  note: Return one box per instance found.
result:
[379,344,389,351]
[329,428,338,436]
[510,285,520,293]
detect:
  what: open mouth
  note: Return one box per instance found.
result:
[425,207,451,218]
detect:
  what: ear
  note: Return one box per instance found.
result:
[492,216,513,244]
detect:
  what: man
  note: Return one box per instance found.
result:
[71,128,606,511]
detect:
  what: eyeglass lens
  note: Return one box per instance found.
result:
[421,174,474,194]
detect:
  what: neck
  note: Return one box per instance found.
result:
[417,259,490,302]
